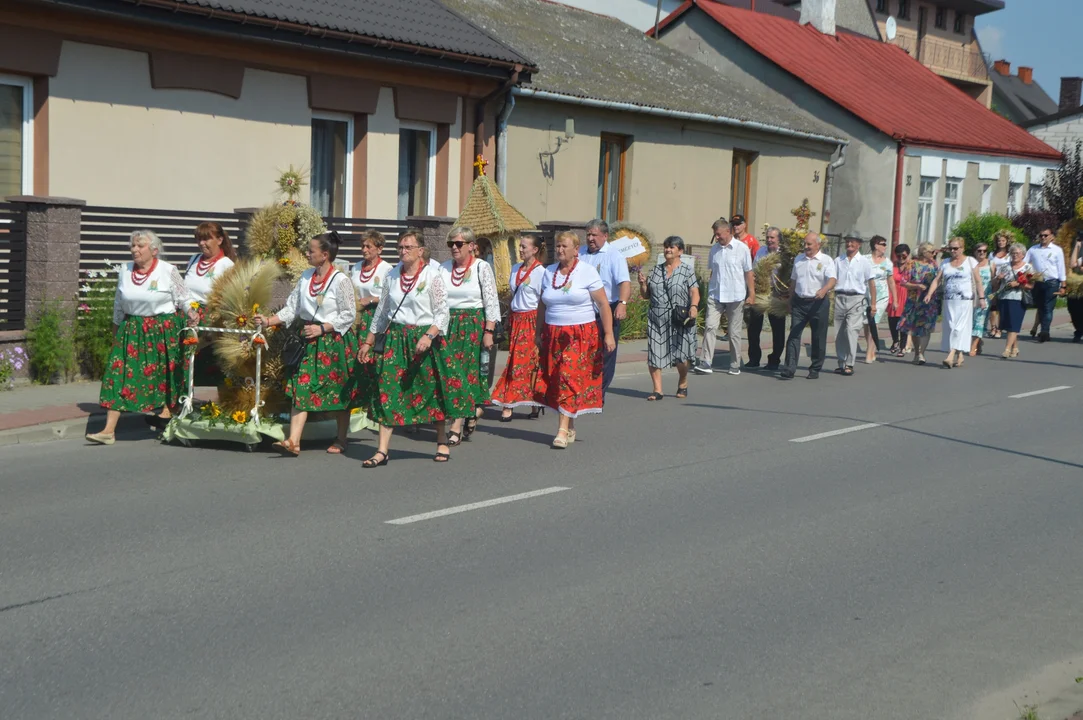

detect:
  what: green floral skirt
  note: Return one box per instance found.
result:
[286,329,357,412]
[100,312,187,413]
[441,308,489,419]
[369,323,449,427]
[348,306,377,411]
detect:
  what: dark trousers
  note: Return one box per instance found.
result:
[888,316,901,346]
[747,309,785,365]
[1067,296,1083,338]
[597,301,621,392]
[784,296,829,373]
[1031,279,1060,336]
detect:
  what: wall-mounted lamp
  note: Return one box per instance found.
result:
[539,118,575,180]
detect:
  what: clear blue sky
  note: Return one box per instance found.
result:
[974,0,1083,102]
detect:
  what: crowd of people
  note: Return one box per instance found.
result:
[84,215,1081,460]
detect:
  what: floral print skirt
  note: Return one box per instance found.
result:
[348,306,378,411]
[899,294,939,338]
[100,312,187,413]
[491,310,541,408]
[369,323,449,427]
[533,321,604,418]
[441,308,489,419]
[286,329,356,413]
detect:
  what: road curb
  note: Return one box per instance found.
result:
[0,414,155,447]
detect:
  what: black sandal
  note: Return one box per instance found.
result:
[463,417,478,439]
[447,431,462,447]
[362,451,388,468]
[433,444,451,462]
[500,410,513,423]
[646,392,664,401]
[529,407,544,419]
[675,386,688,399]
[842,367,854,376]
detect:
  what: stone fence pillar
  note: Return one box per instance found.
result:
[6,195,85,323]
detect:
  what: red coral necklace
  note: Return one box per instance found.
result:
[358,259,378,283]
[194,251,223,277]
[399,267,421,294]
[308,266,333,297]
[131,258,158,286]
[450,257,474,287]
[552,258,577,290]
[515,260,540,288]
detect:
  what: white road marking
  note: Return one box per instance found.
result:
[790,423,882,443]
[386,486,571,525]
[1008,386,1071,399]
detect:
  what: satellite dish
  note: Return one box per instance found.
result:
[885,16,897,41]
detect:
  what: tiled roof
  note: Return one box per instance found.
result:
[990,71,1059,123]
[115,0,533,66]
[667,1,1060,161]
[439,0,842,141]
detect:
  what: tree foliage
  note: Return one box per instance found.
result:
[1045,141,1083,225]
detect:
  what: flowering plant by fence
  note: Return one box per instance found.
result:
[76,261,122,379]
[0,345,26,390]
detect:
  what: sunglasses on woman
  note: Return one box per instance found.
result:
[447,240,468,248]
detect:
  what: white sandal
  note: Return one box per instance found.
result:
[552,430,569,449]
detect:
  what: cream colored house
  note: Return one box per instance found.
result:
[0,0,534,218]
[442,0,846,246]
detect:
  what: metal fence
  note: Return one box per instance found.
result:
[0,203,28,332]
[323,217,410,266]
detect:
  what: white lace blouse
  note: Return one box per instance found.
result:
[440,259,501,322]
[113,260,187,324]
[276,269,357,335]
[370,264,450,335]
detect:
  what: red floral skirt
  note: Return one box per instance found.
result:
[99,312,187,413]
[533,321,604,418]
[491,310,541,408]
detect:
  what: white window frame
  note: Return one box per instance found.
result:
[916,176,937,246]
[310,112,353,218]
[0,73,33,196]
[398,121,437,217]
[980,182,993,213]
[1008,182,1023,215]
[942,179,961,242]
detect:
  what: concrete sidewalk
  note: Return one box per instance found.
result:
[0,309,1074,446]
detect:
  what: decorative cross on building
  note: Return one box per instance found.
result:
[790,198,817,233]
[473,154,489,177]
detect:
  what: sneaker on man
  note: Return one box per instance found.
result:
[728,367,741,376]
[693,359,713,374]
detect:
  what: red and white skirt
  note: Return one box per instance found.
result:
[533,321,604,418]
[491,310,542,408]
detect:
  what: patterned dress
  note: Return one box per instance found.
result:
[898,261,939,338]
[440,259,501,419]
[972,262,992,337]
[492,260,545,408]
[645,262,698,369]
[99,260,189,413]
[865,256,893,324]
[349,258,392,413]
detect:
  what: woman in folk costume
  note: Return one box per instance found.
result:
[534,230,617,449]
[358,229,453,466]
[253,231,357,456]
[440,226,501,446]
[86,230,189,445]
[491,234,546,421]
[349,229,393,414]
[182,221,237,388]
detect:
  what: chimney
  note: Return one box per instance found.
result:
[992,59,1010,76]
[799,0,836,36]
[1060,77,1083,112]
[1017,66,1033,84]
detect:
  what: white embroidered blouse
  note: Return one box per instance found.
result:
[183,253,235,305]
[370,264,450,335]
[276,268,357,335]
[440,259,501,323]
[113,260,187,324]
[350,259,393,303]
[508,261,546,313]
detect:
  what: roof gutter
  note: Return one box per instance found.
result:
[475,71,522,175]
[512,88,846,147]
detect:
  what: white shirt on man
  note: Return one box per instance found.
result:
[578,241,629,303]
[791,251,837,299]
[834,253,874,294]
[1023,244,1066,282]
[707,240,752,303]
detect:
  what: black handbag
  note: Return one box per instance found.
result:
[281,324,309,375]
[661,266,695,328]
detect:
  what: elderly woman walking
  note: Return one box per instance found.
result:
[637,236,699,399]
[924,238,986,368]
[898,241,939,365]
[252,231,357,456]
[440,226,501,445]
[535,230,616,448]
[491,235,546,421]
[992,242,1034,359]
[183,222,237,387]
[863,235,895,364]
[86,230,189,445]
[358,229,452,465]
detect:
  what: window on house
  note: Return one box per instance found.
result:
[398,125,436,220]
[311,115,352,218]
[953,11,966,34]
[1007,182,1023,215]
[876,0,888,13]
[1027,184,1044,210]
[597,133,628,223]
[934,6,946,29]
[731,150,757,222]
[980,182,993,213]
[941,180,960,242]
[916,176,937,246]
[897,0,910,20]
[0,76,31,198]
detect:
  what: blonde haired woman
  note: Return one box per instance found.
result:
[491,234,547,420]
[534,231,616,448]
[898,241,939,364]
[87,230,188,445]
[924,237,986,368]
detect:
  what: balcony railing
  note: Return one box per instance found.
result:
[891,35,989,82]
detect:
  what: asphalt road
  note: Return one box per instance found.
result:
[2,329,1082,720]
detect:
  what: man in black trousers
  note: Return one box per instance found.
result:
[780,232,837,380]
